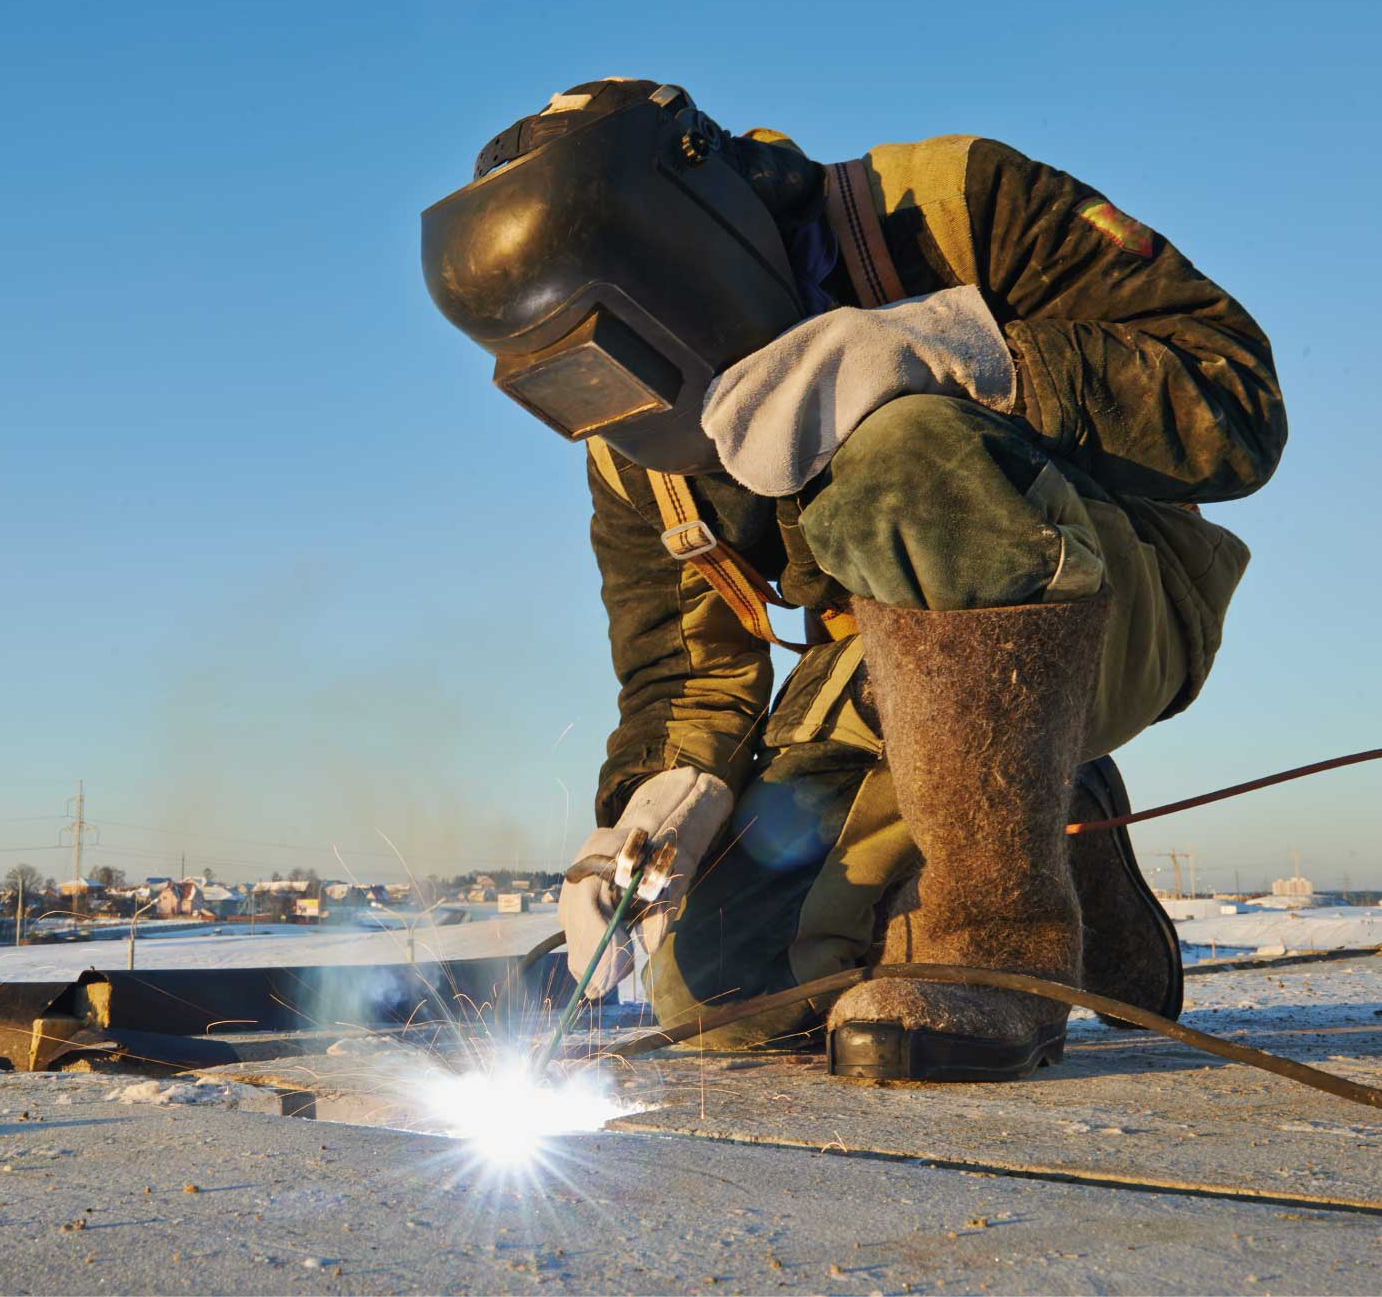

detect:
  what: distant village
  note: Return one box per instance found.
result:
[0,863,565,942]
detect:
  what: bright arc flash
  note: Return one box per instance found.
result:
[416,1062,635,1168]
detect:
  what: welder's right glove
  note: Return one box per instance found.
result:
[558,767,732,999]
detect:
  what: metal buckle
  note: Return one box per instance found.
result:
[661,520,718,559]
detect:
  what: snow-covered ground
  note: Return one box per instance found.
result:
[0,905,561,982]
[4,900,1377,989]
[1176,904,1382,956]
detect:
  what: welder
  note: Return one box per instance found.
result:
[420,80,1286,1081]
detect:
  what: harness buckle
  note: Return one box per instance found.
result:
[661,519,718,559]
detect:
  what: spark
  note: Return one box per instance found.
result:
[408,1055,641,1169]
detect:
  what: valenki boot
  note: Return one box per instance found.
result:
[828,595,1110,1082]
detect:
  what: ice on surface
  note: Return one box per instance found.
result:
[104,1078,261,1107]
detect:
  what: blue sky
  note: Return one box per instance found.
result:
[2,0,1378,891]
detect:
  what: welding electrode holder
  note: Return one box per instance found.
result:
[563,826,679,918]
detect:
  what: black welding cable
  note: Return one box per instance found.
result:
[521,938,1382,1111]
[522,749,1382,1106]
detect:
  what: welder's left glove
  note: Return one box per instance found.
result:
[701,284,1016,496]
[559,768,732,999]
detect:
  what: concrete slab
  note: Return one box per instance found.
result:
[198,957,1382,1212]
[2,1072,1381,1295]
[607,958,1382,1211]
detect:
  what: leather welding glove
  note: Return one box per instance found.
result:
[701,284,1017,496]
[558,767,732,999]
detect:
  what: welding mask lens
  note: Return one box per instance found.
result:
[495,309,682,441]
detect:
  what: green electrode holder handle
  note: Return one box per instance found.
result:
[533,863,644,1077]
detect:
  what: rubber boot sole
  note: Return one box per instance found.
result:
[827,1016,1067,1083]
[1081,755,1184,1027]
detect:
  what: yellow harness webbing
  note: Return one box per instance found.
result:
[824,159,907,309]
[646,469,810,651]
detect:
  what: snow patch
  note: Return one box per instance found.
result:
[104,1078,261,1107]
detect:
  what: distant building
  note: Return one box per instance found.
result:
[1272,875,1315,897]
[58,877,104,897]
[155,879,204,917]
[252,879,311,895]
[200,884,236,917]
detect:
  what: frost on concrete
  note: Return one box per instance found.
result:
[103,1077,264,1107]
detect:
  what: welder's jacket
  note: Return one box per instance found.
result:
[585,135,1287,826]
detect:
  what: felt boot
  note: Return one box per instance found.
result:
[828,595,1109,1082]
[1070,755,1183,1027]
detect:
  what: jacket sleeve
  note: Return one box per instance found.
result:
[967,139,1287,502]
[587,452,774,827]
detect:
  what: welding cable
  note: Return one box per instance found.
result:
[520,944,1382,1110]
[519,748,1382,1105]
[598,962,1382,1111]
[1067,747,1382,835]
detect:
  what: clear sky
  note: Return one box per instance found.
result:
[2,0,1378,893]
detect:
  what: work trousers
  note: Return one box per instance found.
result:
[645,395,1247,1046]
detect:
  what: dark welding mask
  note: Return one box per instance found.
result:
[420,82,804,474]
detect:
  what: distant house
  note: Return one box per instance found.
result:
[58,877,105,897]
[540,889,558,904]
[200,884,236,917]
[155,879,204,918]
[467,886,497,904]
[252,879,311,895]
[473,874,497,890]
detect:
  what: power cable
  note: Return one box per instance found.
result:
[527,744,1382,1110]
[600,962,1382,1110]
[1068,748,1382,834]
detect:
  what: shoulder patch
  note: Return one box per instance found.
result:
[1075,198,1154,258]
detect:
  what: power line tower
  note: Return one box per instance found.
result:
[66,780,89,883]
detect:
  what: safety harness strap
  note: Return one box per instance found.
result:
[645,469,811,651]
[824,160,907,309]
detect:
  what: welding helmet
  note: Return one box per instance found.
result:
[420,81,805,474]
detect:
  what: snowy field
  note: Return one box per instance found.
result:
[1177,904,1382,956]
[2,901,1377,988]
[0,905,562,982]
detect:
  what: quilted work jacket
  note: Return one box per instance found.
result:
[584,135,1287,825]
